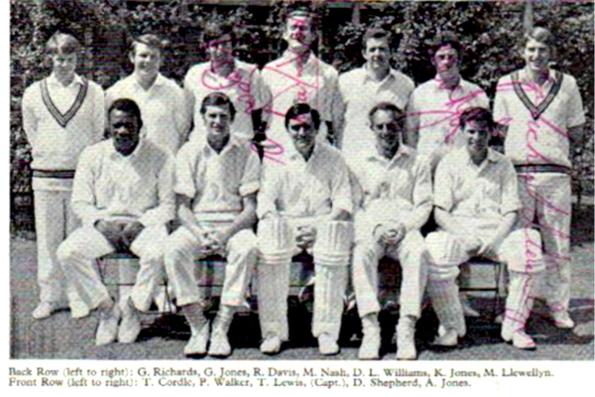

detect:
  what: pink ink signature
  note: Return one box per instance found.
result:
[260,49,326,164]
[407,78,488,145]
[495,78,575,315]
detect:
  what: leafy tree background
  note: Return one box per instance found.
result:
[10,0,594,235]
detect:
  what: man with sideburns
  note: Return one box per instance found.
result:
[58,98,175,346]
[256,103,353,356]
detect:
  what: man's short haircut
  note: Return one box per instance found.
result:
[200,92,237,121]
[524,26,555,49]
[368,102,405,127]
[130,33,165,55]
[108,98,143,124]
[46,32,81,55]
[362,27,392,49]
[459,107,496,131]
[203,22,235,45]
[428,31,462,59]
[285,4,318,31]
[284,103,321,130]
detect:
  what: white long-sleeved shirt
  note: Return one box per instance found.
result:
[22,73,105,174]
[257,142,353,220]
[106,73,190,155]
[351,144,432,241]
[71,139,175,227]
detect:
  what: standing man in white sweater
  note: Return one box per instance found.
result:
[21,32,105,320]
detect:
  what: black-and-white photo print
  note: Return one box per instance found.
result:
[8,0,594,389]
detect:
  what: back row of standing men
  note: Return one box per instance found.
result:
[21,7,585,359]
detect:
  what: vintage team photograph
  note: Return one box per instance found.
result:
[9,0,594,360]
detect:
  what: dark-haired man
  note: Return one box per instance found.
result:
[351,102,431,360]
[184,23,269,144]
[425,107,544,350]
[58,99,175,346]
[164,92,260,357]
[337,27,415,160]
[406,31,489,171]
[257,103,353,356]
[406,31,490,317]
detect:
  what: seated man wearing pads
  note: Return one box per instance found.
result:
[257,103,354,356]
[58,98,175,346]
[164,92,260,358]
[351,103,432,360]
[426,107,544,350]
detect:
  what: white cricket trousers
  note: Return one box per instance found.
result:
[257,220,350,342]
[164,226,257,307]
[33,189,86,313]
[517,172,572,313]
[425,224,544,336]
[352,230,428,320]
[57,224,168,312]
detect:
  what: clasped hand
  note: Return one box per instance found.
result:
[296,225,316,250]
[197,229,230,256]
[375,223,406,247]
[95,219,145,251]
[465,236,501,258]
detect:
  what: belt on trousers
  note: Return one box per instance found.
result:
[32,169,75,179]
[514,164,570,175]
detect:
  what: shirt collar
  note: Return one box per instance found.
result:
[280,50,317,71]
[362,65,397,84]
[433,74,464,91]
[108,137,145,161]
[199,135,241,157]
[518,67,557,86]
[461,147,500,169]
[367,143,413,166]
[208,58,237,76]
[287,141,322,164]
[47,73,83,88]
[131,72,165,90]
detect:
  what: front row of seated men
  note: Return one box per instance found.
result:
[57,92,542,359]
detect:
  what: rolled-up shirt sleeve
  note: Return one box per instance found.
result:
[139,152,176,226]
